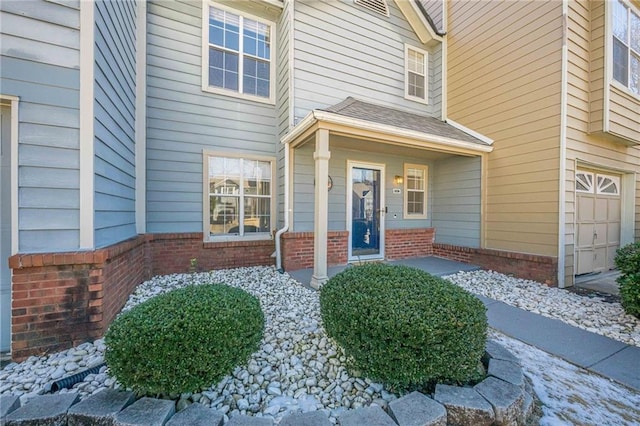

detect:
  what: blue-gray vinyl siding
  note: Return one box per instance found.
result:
[292,0,442,122]
[0,0,81,252]
[94,0,138,247]
[432,156,481,247]
[145,0,279,234]
[293,143,434,232]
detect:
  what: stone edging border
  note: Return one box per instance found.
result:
[1,339,536,426]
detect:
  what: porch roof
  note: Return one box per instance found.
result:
[282,97,493,155]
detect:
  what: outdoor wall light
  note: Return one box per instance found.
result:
[394,175,404,185]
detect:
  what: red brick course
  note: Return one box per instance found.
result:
[8,233,275,361]
[385,228,435,259]
[433,243,558,286]
[281,231,348,271]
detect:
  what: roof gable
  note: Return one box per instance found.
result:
[393,0,443,45]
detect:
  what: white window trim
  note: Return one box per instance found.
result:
[404,44,429,105]
[403,163,428,219]
[201,1,276,105]
[610,0,640,99]
[202,150,276,242]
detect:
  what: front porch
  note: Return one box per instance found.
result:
[286,256,481,286]
[281,97,493,288]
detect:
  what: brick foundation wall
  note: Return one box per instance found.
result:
[281,231,349,271]
[385,228,435,259]
[149,233,275,276]
[434,243,558,286]
[9,236,150,361]
[9,233,275,361]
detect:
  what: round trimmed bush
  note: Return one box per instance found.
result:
[105,284,264,394]
[615,242,640,318]
[320,263,487,391]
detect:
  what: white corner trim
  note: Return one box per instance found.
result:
[445,119,494,145]
[603,0,612,133]
[557,1,569,288]
[135,0,147,234]
[1,95,20,255]
[79,0,94,249]
[288,0,295,129]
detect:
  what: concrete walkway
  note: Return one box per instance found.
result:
[287,257,640,392]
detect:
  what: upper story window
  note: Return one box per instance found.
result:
[202,3,276,103]
[612,0,639,95]
[404,44,429,104]
[205,152,274,240]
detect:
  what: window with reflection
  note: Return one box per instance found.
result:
[207,155,273,238]
[612,0,640,94]
[404,164,428,219]
[205,3,274,100]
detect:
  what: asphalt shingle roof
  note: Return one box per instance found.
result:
[319,97,489,146]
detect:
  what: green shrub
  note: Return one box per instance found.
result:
[320,263,487,391]
[105,284,264,394]
[615,242,640,318]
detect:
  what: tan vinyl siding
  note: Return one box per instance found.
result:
[609,86,640,142]
[447,0,563,257]
[565,0,640,286]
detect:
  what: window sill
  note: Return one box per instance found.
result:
[201,85,276,105]
[205,233,273,243]
[404,94,429,105]
[610,80,640,103]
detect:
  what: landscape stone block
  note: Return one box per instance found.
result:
[388,391,446,426]
[4,393,79,426]
[225,414,273,426]
[433,384,495,426]
[483,340,520,365]
[488,359,525,390]
[474,377,524,425]
[114,397,175,426]
[0,395,20,420]
[519,391,535,424]
[279,411,331,426]
[338,406,396,426]
[67,389,135,426]
[165,403,223,426]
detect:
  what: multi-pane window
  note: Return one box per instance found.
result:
[204,4,274,101]
[207,155,273,238]
[404,164,428,219]
[405,45,428,103]
[612,0,640,94]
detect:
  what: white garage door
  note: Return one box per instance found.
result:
[575,171,621,275]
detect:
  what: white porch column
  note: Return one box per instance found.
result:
[311,129,330,289]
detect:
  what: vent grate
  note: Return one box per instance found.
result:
[355,0,389,16]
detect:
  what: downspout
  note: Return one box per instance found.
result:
[275,0,295,273]
[275,141,290,272]
[557,0,569,288]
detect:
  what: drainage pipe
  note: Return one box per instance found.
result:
[46,362,106,393]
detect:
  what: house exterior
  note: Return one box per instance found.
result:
[0,0,637,361]
[445,0,640,288]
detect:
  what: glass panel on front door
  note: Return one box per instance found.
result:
[351,167,381,257]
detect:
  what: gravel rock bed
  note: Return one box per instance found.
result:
[2,266,638,424]
[445,270,640,347]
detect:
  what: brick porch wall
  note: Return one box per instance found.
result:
[281,231,349,271]
[148,233,274,276]
[433,243,558,286]
[385,228,435,259]
[9,236,150,361]
[8,233,275,361]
